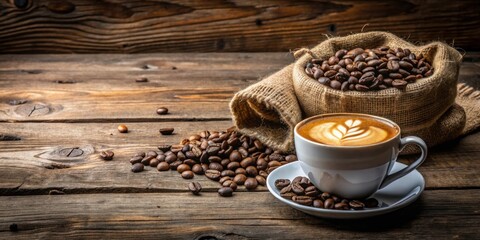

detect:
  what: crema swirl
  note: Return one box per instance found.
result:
[298,116,399,146]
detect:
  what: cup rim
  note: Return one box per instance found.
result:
[294,113,401,149]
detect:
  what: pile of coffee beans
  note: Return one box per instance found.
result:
[275,177,379,210]
[128,127,298,197]
[305,46,434,91]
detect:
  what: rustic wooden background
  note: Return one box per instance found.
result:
[0,0,479,53]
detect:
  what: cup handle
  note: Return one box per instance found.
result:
[379,136,427,189]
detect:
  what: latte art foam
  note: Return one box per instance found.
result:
[298,116,399,146]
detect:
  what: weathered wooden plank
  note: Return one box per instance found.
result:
[0,53,292,122]
[0,122,478,194]
[0,0,478,53]
[0,190,478,239]
[0,54,479,122]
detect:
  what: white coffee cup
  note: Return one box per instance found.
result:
[294,113,427,199]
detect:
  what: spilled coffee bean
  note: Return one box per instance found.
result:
[156,107,169,115]
[305,46,433,91]
[188,182,202,195]
[218,187,233,197]
[127,127,298,198]
[99,150,114,161]
[159,128,175,135]
[276,177,379,210]
[131,163,144,173]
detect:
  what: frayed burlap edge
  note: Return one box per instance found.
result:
[457,83,480,135]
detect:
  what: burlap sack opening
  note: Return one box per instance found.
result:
[230,64,302,151]
[230,31,479,154]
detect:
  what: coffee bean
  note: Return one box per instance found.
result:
[130,156,143,164]
[305,186,319,197]
[205,169,221,181]
[392,79,408,89]
[159,128,174,135]
[100,150,114,161]
[209,162,223,172]
[156,107,168,115]
[335,202,350,210]
[313,199,324,208]
[158,145,171,152]
[218,187,233,197]
[240,157,254,168]
[292,196,313,206]
[405,75,417,83]
[335,49,348,59]
[157,162,170,171]
[192,164,204,174]
[274,179,290,190]
[330,80,341,90]
[176,163,191,173]
[324,198,335,209]
[255,175,266,186]
[131,163,144,173]
[235,168,247,175]
[227,161,240,170]
[349,200,365,210]
[219,176,232,184]
[321,192,331,201]
[229,150,242,162]
[183,159,196,167]
[313,69,324,79]
[340,81,349,91]
[285,155,297,162]
[268,160,281,168]
[291,182,305,195]
[221,170,235,177]
[188,182,202,195]
[164,154,177,164]
[245,166,258,176]
[318,77,330,85]
[118,124,128,133]
[181,170,194,179]
[233,174,247,185]
[245,177,258,190]
[280,185,292,195]
[226,181,238,191]
[281,192,296,200]
[146,151,158,157]
[141,156,154,165]
[149,159,160,167]
[169,160,182,170]
[207,146,221,156]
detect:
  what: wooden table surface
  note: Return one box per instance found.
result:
[0,53,479,239]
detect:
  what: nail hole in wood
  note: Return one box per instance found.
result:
[328,23,336,33]
[216,39,225,50]
[255,18,263,26]
[14,0,28,9]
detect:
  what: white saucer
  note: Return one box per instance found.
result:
[266,161,425,219]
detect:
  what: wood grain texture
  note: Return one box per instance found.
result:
[0,53,291,122]
[0,54,479,122]
[0,0,479,53]
[0,190,479,239]
[0,121,478,194]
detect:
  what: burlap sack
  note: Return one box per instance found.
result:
[230,31,479,154]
